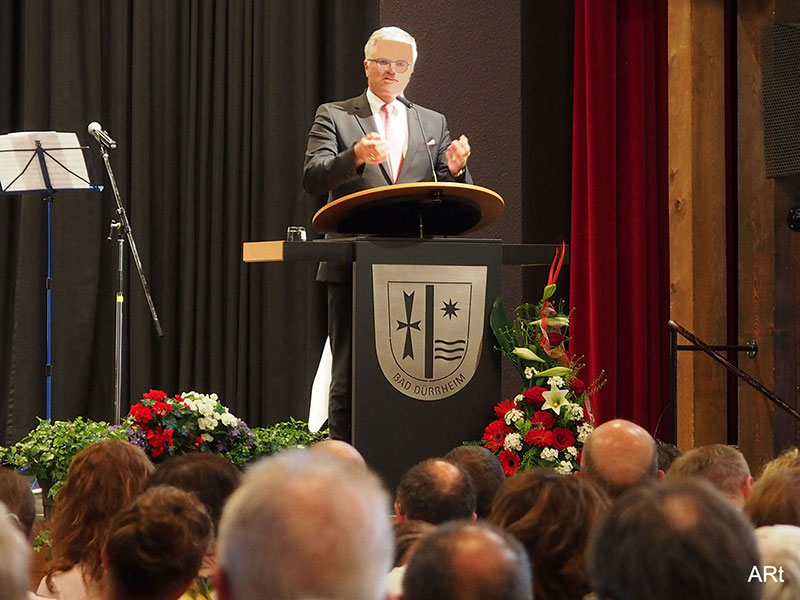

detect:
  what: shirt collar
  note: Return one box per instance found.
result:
[366,88,406,117]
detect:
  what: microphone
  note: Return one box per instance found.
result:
[87,122,117,149]
[396,96,437,182]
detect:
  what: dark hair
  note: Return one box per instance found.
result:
[489,469,609,600]
[745,469,800,528]
[655,439,682,472]
[47,440,154,589]
[0,468,35,538]
[147,452,241,528]
[393,519,436,567]
[403,520,533,600]
[444,446,505,519]
[104,486,213,600]
[588,479,761,600]
[395,459,476,524]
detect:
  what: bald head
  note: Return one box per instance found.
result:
[310,439,367,469]
[581,419,659,498]
[395,458,477,524]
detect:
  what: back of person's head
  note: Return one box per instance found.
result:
[0,501,31,600]
[103,486,213,600]
[147,452,241,528]
[754,525,800,600]
[655,438,682,472]
[0,468,35,538]
[588,479,761,600]
[489,468,609,600]
[761,447,800,479]
[216,449,393,600]
[309,439,367,469]
[48,440,154,586]
[444,446,505,519]
[667,444,753,507]
[393,519,436,567]
[395,458,476,524]
[402,520,533,600]
[745,469,800,527]
[580,419,659,499]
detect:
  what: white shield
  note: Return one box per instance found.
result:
[372,264,487,401]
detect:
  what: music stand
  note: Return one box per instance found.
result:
[0,131,101,420]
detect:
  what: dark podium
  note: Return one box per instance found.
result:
[244,183,566,489]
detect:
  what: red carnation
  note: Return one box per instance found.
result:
[484,419,513,452]
[129,404,153,425]
[531,411,556,429]
[143,389,168,401]
[525,428,555,447]
[494,399,517,418]
[551,427,576,450]
[570,377,586,395]
[524,387,547,404]
[498,450,521,477]
[545,331,564,346]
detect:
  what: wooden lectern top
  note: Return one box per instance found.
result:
[312,182,504,237]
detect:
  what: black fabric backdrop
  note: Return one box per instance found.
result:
[0,0,378,443]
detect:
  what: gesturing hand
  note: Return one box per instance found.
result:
[355,132,390,167]
[446,134,471,176]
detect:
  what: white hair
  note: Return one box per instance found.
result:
[364,26,418,64]
[755,525,800,600]
[0,501,31,600]
[218,450,393,600]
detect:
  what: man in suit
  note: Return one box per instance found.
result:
[303,26,472,442]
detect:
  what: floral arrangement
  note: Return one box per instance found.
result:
[125,389,256,462]
[483,243,603,476]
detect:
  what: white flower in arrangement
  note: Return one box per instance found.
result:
[541,383,569,415]
[540,448,559,461]
[555,460,574,475]
[200,433,213,442]
[504,433,523,452]
[514,394,525,405]
[577,422,594,443]
[219,411,237,427]
[182,398,196,410]
[547,375,565,388]
[566,446,578,457]
[197,416,219,431]
[504,409,524,426]
[564,404,584,422]
[524,366,538,380]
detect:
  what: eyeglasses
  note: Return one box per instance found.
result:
[367,58,411,73]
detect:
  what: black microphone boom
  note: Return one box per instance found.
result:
[87,122,117,149]
[397,96,437,183]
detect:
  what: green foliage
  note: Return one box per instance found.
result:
[253,418,328,456]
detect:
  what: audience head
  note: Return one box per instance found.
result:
[444,445,505,519]
[588,478,761,600]
[753,525,800,600]
[655,438,682,472]
[760,447,800,479]
[745,469,800,528]
[666,443,753,508]
[395,458,476,524]
[489,468,609,600]
[393,519,436,568]
[580,418,661,498]
[147,452,241,528]
[216,449,393,600]
[403,520,533,600]
[0,468,35,538]
[47,440,154,586]
[103,486,213,600]
[0,500,31,600]
[309,439,367,469]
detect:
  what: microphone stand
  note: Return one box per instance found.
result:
[97,143,164,425]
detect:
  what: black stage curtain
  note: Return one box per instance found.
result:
[0,0,378,443]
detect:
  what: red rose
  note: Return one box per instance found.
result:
[524,387,547,404]
[551,427,576,450]
[483,419,513,452]
[531,411,556,429]
[571,377,586,395]
[129,404,153,425]
[494,399,517,418]
[545,331,564,346]
[498,450,521,476]
[143,389,168,401]
[525,428,555,447]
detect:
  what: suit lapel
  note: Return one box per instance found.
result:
[353,92,393,185]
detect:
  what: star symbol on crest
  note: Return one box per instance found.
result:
[440,298,460,320]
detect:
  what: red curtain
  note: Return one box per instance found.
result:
[570,0,671,436]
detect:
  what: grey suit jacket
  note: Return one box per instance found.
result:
[303,91,472,282]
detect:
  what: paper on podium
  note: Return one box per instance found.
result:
[0,131,92,193]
